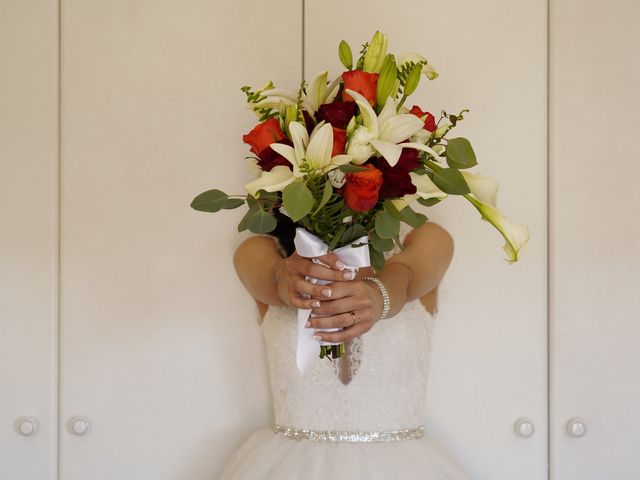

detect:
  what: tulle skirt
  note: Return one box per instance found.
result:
[218,427,471,479]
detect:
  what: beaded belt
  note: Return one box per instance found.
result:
[273,424,425,443]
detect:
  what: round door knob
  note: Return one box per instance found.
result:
[68,416,91,435]
[514,418,535,437]
[566,418,586,437]
[16,417,38,436]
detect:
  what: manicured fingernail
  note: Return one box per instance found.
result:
[313,335,322,340]
[322,288,332,298]
[335,260,345,270]
[343,270,355,280]
[305,321,311,328]
[311,300,320,308]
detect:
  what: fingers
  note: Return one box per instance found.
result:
[291,253,356,282]
[312,310,375,343]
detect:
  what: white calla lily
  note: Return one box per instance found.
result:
[345,89,424,166]
[462,171,530,263]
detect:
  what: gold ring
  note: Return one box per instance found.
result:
[350,311,357,326]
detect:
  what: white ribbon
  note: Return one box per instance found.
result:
[293,228,371,374]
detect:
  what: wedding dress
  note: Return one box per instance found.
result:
[218,232,472,479]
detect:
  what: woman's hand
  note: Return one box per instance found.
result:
[306,279,384,343]
[271,252,357,310]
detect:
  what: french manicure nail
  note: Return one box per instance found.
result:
[313,335,322,340]
[343,270,355,280]
[322,288,332,298]
[335,260,345,270]
[311,300,321,308]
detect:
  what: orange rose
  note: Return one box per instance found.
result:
[332,127,347,156]
[343,164,383,212]
[242,118,287,156]
[342,70,379,106]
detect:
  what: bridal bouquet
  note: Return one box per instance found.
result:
[192,32,530,371]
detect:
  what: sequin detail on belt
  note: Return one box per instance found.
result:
[273,424,425,443]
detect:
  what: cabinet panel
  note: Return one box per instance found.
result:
[0,1,59,478]
[550,0,640,478]
[60,1,301,478]
[305,1,548,479]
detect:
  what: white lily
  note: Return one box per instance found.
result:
[346,89,424,166]
[253,71,340,117]
[245,121,352,196]
[462,171,531,263]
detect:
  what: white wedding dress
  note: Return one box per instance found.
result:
[218,233,471,479]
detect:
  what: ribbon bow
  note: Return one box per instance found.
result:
[293,228,370,374]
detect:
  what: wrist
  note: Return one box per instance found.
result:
[362,276,390,321]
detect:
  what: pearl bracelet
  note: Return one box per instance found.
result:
[362,276,390,321]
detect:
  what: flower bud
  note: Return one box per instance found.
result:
[363,31,388,74]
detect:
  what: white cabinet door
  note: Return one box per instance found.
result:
[305,1,548,479]
[550,0,640,478]
[0,1,59,479]
[59,1,301,478]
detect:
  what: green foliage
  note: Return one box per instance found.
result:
[338,40,353,70]
[375,210,400,239]
[355,42,369,70]
[190,189,244,212]
[240,82,279,122]
[282,181,314,221]
[446,137,477,170]
[418,197,442,207]
[431,168,471,195]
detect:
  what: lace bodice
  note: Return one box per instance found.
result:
[260,299,435,432]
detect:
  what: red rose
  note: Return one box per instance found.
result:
[409,106,436,132]
[242,118,287,156]
[342,70,379,106]
[257,139,293,172]
[316,101,356,129]
[343,164,383,212]
[332,127,346,156]
[375,148,420,199]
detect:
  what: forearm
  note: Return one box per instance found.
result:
[376,222,454,317]
[233,236,284,307]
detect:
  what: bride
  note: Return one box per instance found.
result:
[218,219,471,479]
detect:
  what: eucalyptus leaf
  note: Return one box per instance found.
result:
[369,246,386,272]
[418,197,442,207]
[247,209,277,234]
[222,198,246,210]
[445,137,477,169]
[398,205,428,228]
[190,189,230,212]
[237,204,258,232]
[375,210,400,239]
[370,230,395,252]
[432,168,470,195]
[282,181,314,222]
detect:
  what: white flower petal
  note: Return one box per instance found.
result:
[410,172,448,200]
[379,114,424,144]
[371,139,403,167]
[462,171,499,207]
[399,142,441,161]
[306,123,333,170]
[377,96,398,128]
[269,143,297,166]
[391,194,419,211]
[288,121,309,164]
[307,70,328,113]
[329,154,353,167]
[344,89,379,136]
[467,196,530,263]
[260,88,298,100]
[244,166,295,196]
